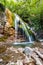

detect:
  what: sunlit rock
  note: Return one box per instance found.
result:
[18,48,24,53]
[23,56,35,65]
[0,59,3,62]
[23,47,33,56]
[17,60,23,65]
[0,34,4,38]
[6,61,15,65]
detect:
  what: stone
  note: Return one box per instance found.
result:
[24,47,33,56]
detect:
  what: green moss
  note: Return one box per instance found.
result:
[0,35,8,42]
[12,13,15,27]
[2,55,11,61]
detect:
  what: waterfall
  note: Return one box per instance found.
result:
[19,19,32,42]
[14,14,19,43]
[29,36,32,42]
[14,14,36,44]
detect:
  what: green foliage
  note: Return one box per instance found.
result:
[0,35,8,42]
[0,0,43,31]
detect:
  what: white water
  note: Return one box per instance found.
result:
[20,19,32,42]
[14,14,34,44]
[29,35,32,42]
[14,14,19,43]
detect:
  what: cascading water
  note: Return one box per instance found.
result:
[14,14,19,43]
[14,14,36,44]
[25,23,36,42]
[29,36,32,42]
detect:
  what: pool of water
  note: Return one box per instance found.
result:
[8,41,43,48]
[13,42,34,47]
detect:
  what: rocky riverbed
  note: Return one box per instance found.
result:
[0,44,43,65]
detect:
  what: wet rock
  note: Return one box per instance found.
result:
[23,47,33,56]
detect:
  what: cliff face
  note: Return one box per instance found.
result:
[0,6,15,35]
[0,11,6,33]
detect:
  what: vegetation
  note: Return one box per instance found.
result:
[0,35,8,42]
[0,0,43,32]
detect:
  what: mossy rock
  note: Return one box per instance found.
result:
[0,35,8,42]
[0,45,7,53]
[2,55,11,62]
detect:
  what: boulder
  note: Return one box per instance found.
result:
[4,27,15,35]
